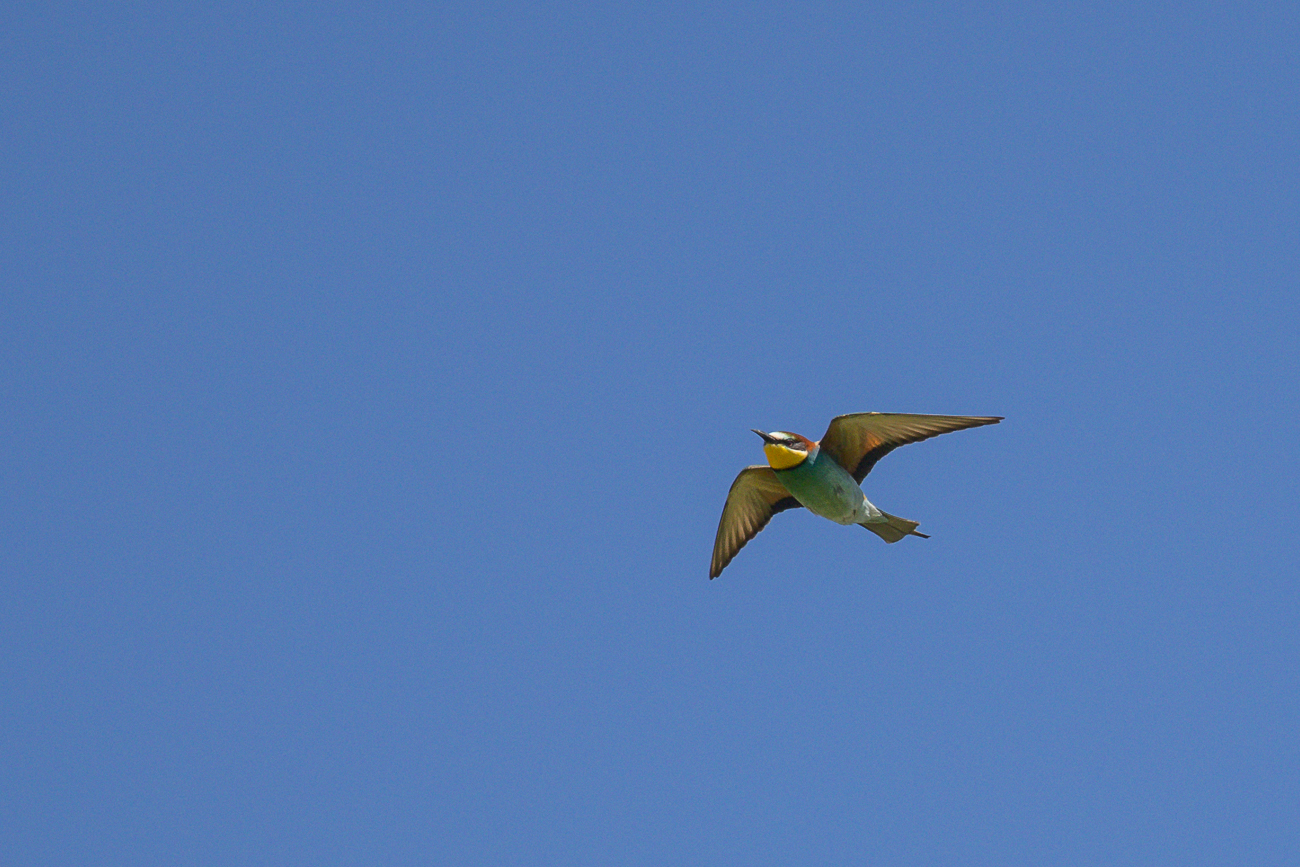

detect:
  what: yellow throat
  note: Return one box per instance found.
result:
[763,442,809,470]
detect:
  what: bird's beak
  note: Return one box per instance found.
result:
[752,429,779,444]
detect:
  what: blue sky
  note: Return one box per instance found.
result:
[4,2,1298,864]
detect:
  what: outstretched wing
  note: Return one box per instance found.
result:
[710,466,801,579]
[819,413,1002,483]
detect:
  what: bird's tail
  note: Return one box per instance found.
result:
[859,512,930,543]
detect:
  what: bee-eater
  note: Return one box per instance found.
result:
[710,413,1002,579]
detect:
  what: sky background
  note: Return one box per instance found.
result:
[4,2,1298,864]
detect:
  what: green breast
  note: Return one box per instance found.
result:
[775,449,863,522]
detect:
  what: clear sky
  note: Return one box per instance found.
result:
[4,2,1298,864]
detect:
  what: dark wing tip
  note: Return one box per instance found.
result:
[709,469,801,579]
[946,415,1003,426]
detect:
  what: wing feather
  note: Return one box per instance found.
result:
[819,413,1002,483]
[709,466,800,579]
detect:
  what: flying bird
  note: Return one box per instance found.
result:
[710,413,1002,579]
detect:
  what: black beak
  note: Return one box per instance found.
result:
[751,429,779,444]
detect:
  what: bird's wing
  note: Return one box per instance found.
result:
[819,413,1002,483]
[710,466,801,579]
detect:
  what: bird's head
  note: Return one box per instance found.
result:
[752,429,816,470]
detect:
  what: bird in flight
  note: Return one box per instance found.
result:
[710,413,1001,579]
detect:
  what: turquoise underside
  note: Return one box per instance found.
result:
[775,450,863,523]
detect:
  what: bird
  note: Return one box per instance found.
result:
[710,413,1002,579]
